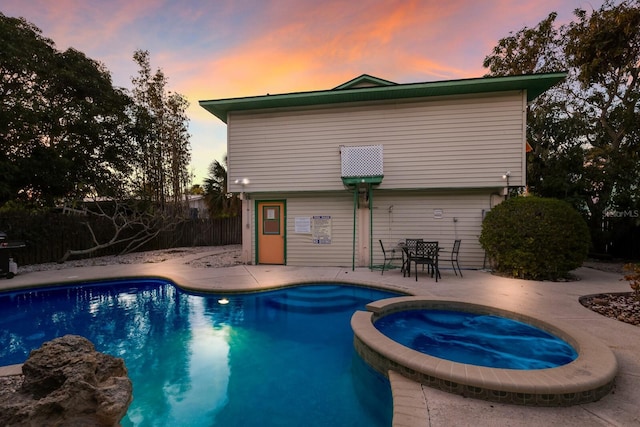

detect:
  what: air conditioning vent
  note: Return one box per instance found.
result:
[340,145,383,177]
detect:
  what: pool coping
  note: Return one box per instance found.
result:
[0,364,22,377]
[352,296,618,406]
[2,261,637,425]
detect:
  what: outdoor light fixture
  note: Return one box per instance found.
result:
[234,178,251,229]
[234,178,250,201]
[502,171,511,199]
[502,171,511,186]
[218,298,230,305]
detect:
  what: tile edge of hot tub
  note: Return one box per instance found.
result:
[352,297,618,407]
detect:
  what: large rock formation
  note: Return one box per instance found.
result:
[0,335,133,426]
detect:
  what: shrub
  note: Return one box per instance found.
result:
[621,263,640,301]
[479,196,590,280]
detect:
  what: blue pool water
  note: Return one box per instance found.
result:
[0,280,399,426]
[374,309,578,369]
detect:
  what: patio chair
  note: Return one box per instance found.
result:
[402,238,422,277]
[379,240,400,275]
[409,241,440,282]
[451,239,462,277]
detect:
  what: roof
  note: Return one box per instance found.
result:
[332,74,397,89]
[199,72,567,123]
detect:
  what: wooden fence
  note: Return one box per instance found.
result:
[602,215,640,259]
[0,213,241,266]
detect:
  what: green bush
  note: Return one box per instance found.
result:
[479,196,590,280]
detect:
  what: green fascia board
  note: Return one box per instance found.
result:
[341,176,384,186]
[199,72,567,123]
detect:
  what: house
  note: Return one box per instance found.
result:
[186,194,207,219]
[199,72,566,270]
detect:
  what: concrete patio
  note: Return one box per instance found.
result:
[1,251,638,427]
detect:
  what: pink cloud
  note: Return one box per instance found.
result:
[175,0,604,123]
[1,0,609,183]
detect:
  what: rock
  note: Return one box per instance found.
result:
[0,335,132,427]
[581,292,640,326]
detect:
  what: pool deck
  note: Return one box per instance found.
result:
[1,252,639,427]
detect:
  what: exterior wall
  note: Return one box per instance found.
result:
[246,189,495,269]
[227,91,526,194]
[249,192,360,267]
[228,90,526,269]
[186,195,207,218]
[371,189,498,270]
[240,197,252,263]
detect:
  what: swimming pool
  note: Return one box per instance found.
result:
[0,279,399,426]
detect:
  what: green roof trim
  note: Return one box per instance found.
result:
[199,72,567,123]
[341,176,384,186]
[333,74,397,89]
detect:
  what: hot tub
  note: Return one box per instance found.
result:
[351,296,617,406]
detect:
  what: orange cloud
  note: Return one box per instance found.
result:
[1,0,608,184]
[184,0,464,100]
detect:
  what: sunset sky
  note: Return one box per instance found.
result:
[2,0,607,185]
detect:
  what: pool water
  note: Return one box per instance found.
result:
[0,280,398,426]
[374,309,578,369]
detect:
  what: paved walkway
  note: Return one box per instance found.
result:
[1,251,639,427]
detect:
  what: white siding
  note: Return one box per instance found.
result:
[228,92,525,193]
[251,192,359,267]
[371,189,493,270]
[249,189,491,269]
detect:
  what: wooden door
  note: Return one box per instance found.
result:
[257,201,285,264]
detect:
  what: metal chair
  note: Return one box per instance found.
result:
[402,238,422,277]
[451,239,462,277]
[379,240,399,275]
[408,241,440,282]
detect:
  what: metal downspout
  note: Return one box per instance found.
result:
[352,186,357,271]
[369,184,373,270]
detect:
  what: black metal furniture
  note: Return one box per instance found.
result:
[451,239,462,277]
[379,239,400,275]
[402,238,422,277]
[404,240,440,282]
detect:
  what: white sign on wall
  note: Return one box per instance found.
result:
[295,217,311,233]
[312,216,332,244]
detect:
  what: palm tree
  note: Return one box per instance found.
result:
[203,157,240,218]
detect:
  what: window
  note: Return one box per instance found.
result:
[263,206,280,234]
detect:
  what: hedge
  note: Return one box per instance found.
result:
[479,196,590,280]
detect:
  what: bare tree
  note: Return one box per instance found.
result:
[130,50,191,209]
[58,198,184,262]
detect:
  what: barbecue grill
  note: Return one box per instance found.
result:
[0,231,27,279]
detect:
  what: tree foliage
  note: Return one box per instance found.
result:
[1,13,194,259]
[204,157,240,218]
[483,0,640,254]
[0,14,192,212]
[1,13,135,206]
[130,50,191,209]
